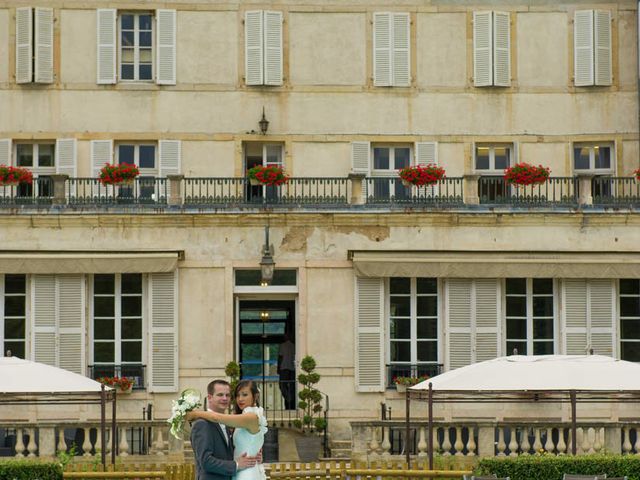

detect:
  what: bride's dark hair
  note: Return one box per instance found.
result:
[234,379,260,414]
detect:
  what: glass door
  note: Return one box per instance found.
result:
[244,143,284,203]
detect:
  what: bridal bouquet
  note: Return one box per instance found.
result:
[167,388,202,439]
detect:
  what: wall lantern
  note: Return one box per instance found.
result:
[259,108,269,135]
[260,225,275,286]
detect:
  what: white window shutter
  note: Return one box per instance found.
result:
[351,141,371,174]
[473,11,492,87]
[574,10,595,86]
[264,11,283,86]
[156,9,176,85]
[588,279,615,356]
[16,7,33,84]
[415,142,438,197]
[57,275,85,375]
[373,13,392,86]
[56,139,77,177]
[493,12,510,87]
[562,279,589,354]
[446,279,473,370]
[34,7,53,84]
[31,275,57,367]
[91,140,113,176]
[149,272,178,392]
[0,139,11,165]
[96,9,117,84]
[392,13,410,87]
[159,140,181,176]
[355,277,384,392]
[474,279,500,362]
[245,11,264,86]
[594,10,612,86]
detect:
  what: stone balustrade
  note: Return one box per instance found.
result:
[1,420,182,460]
[350,421,640,460]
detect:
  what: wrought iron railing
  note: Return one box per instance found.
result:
[87,364,146,390]
[364,177,464,205]
[67,178,168,205]
[479,176,579,206]
[592,176,640,205]
[0,177,54,206]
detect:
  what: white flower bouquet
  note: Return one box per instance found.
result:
[167,388,202,439]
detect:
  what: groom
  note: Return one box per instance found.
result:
[191,379,258,480]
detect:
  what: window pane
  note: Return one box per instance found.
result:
[139,146,155,169]
[390,341,410,362]
[533,278,553,295]
[265,145,282,165]
[533,297,554,317]
[506,278,526,295]
[417,278,437,294]
[506,318,526,339]
[139,64,153,80]
[475,147,490,170]
[94,319,114,340]
[621,342,640,362]
[122,341,142,362]
[394,148,410,169]
[94,342,115,362]
[390,278,410,294]
[416,318,437,339]
[506,297,527,317]
[119,145,135,165]
[494,147,509,169]
[4,341,24,359]
[139,32,152,47]
[94,275,114,295]
[621,319,640,339]
[4,296,25,317]
[139,15,152,30]
[417,341,437,362]
[390,296,410,317]
[533,341,554,355]
[5,275,25,294]
[4,318,25,339]
[620,280,640,295]
[38,144,55,167]
[574,147,590,170]
[122,318,142,339]
[16,144,33,167]
[620,296,640,318]
[416,296,437,317]
[533,318,554,339]
[121,296,142,317]
[373,148,389,170]
[122,274,142,294]
[94,297,115,317]
[389,318,410,339]
[139,48,153,63]
[121,31,134,47]
[594,146,611,169]
[121,14,134,30]
[507,341,526,356]
[121,64,134,80]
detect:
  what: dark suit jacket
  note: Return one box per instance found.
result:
[190,418,237,480]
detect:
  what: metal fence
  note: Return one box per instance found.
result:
[364,177,464,206]
[478,176,579,206]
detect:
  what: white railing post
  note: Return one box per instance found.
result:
[508,426,518,457]
[467,427,476,457]
[14,429,25,457]
[520,427,531,455]
[417,427,427,457]
[27,428,37,457]
[454,426,464,456]
[82,427,93,457]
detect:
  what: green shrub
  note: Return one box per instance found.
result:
[0,459,63,480]
[477,454,640,480]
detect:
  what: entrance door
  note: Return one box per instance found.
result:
[238,300,296,413]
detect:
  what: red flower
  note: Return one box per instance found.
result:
[99,163,140,185]
[247,165,289,186]
[504,163,550,186]
[0,165,33,185]
[398,164,446,186]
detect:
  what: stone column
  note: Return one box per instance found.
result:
[166,174,184,206]
[605,426,622,454]
[477,426,495,458]
[463,175,480,205]
[49,174,68,206]
[348,173,366,205]
[577,174,594,206]
[38,427,56,458]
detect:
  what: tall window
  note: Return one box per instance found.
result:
[92,274,144,374]
[1,275,27,359]
[476,143,513,202]
[15,142,55,197]
[372,146,411,199]
[619,279,640,362]
[120,13,153,81]
[505,278,555,355]
[388,278,439,384]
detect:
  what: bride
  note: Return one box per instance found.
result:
[187,380,268,480]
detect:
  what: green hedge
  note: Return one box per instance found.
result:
[477,454,640,480]
[0,459,62,480]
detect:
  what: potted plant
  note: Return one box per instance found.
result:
[292,355,326,462]
[398,164,445,187]
[99,163,140,186]
[247,165,289,186]
[0,165,33,186]
[504,163,550,186]
[633,168,640,181]
[97,376,134,394]
[224,360,240,400]
[393,375,429,393]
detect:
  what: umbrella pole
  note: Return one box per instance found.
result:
[405,390,411,467]
[428,383,433,470]
[100,385,106,468]
[112,390,117,464]
[571,390,577,455]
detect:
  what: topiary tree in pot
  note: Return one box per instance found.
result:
[293,355,327,461]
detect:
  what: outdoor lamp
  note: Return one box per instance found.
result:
[259,108,269,135]
[260,226,275,286]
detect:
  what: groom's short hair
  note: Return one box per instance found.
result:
[207,379,231,395]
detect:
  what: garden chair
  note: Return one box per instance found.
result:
[562,475,606,480]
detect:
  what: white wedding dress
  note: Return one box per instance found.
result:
[233,406,268,480]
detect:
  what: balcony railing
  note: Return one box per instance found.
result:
[87,364,146,390]
[386,363,443,388]
[0,174,635,210]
